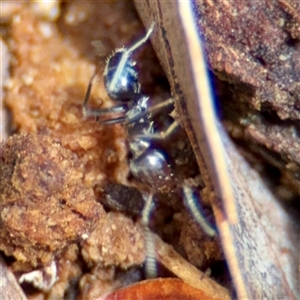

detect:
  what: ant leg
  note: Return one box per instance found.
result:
[108,23,155,93]
[127,22,155,53]
[157,120,179,139]
[82,73,130,124]
[128,98,178,140]
[182,185,217,237]
[97,115,126,125]
[133,120,180,142]
[147,98,174,115]
[82,72,98,117]
[141,193,157,278]
[126,97,174,124]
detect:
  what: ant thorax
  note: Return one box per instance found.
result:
[126,102,179,193]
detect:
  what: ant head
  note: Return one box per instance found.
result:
[103,22,155,103]
[104,48,142,102]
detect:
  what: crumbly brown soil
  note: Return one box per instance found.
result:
[4,2,132,188]
[81,212,145,269]
[0,133,103,269]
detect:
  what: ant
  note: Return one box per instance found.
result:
[83,23,216,276]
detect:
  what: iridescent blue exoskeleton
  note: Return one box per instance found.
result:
[83,23,216,276]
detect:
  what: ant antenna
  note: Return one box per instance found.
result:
[107,22,155,96]
[127,22,155,53]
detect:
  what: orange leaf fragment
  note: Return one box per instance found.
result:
[103,278,222,300]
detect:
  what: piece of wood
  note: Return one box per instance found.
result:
[134,1,300,299]
[152,233,231,300]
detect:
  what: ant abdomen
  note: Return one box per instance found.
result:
[130,148,176,193]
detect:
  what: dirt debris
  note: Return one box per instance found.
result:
[0,133,103,269]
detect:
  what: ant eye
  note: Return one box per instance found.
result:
[104,50,141,102]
